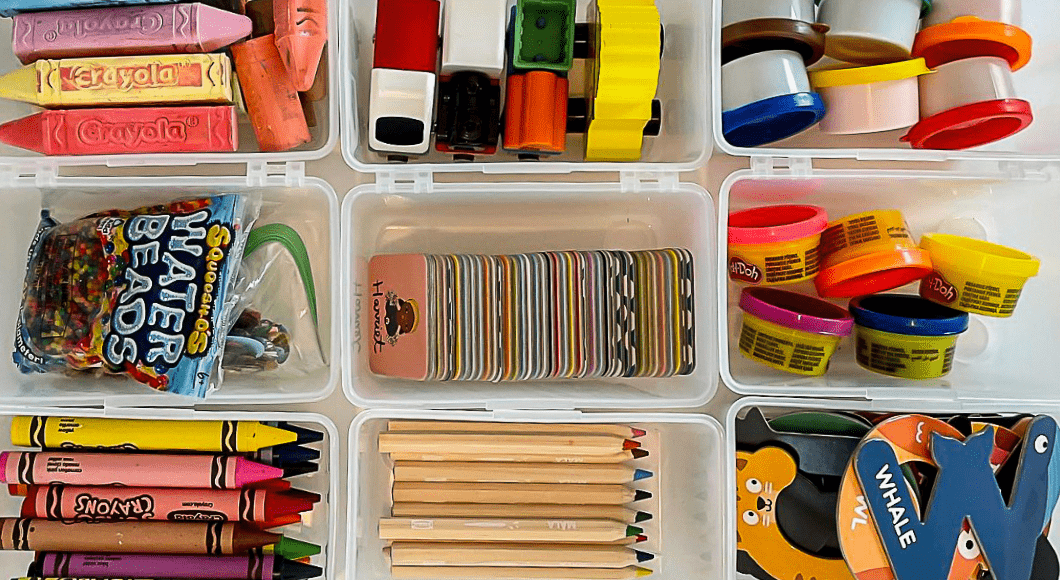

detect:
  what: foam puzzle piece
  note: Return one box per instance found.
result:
[738,407,863,478]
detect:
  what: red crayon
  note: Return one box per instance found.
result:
[22,485,315,523]
[0,451,281,489]
[0,106,238,155]
[274,0,326,91]
[250,478,294,492]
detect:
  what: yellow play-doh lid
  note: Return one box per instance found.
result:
[810,58,932,89]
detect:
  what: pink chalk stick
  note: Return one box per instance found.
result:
[12,3,251,63]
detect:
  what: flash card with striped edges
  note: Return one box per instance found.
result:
[366,250,695,381]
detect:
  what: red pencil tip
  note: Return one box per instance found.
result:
[635,535,648,543]
[631,427,647,438]
[623,439,641,450]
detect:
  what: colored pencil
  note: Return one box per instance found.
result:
[393,461,653,484]
[0,518,278,554]
[391,503,652,523]
[378,433,639,456]
[379,518,643,542]
[392,482,650,505]
[385,421,647,439]
[387,542,655,568]
[11,416,298,453]
[386,449,648,464]
[0,451,280,489]
[389,566,654,579]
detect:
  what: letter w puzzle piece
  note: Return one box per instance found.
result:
[854,415,1058,580]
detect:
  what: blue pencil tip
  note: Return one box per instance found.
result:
[634,468,653,481]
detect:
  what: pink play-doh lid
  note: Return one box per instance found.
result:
[728,205,828,245]
[739,286,854,336]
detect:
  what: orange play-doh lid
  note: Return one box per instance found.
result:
[913,16,1032,71]
[815,247,934,298]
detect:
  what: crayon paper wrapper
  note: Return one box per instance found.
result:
[13,194,256,398]
[366,254,430,380]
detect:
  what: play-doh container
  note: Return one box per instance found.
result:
[919,233,1040,318]
[904,56,1032,150]
[721,50,826,147]
[818,209,917,268]
[815,0,931,64]
[728,205,828,285]
[849,294,969,379]
[721,0,828,65]
[815,244,933,298]
[809,59,931,134]
[914,0,1030,70]
[738,287,854,376]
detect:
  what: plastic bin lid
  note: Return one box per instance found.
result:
[722,92,825,148]
[849,294,969,336]
[810,58,931,88]
[903,99,1033,151]
[913,16,1032,71]
[721,18,828,66]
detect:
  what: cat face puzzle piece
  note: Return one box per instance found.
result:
[853,415,1057,580]
[737,407,865,478]
[736,446,856,580]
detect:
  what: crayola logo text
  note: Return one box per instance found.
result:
[50,12,165,40]
[74,493,155,519]
[730,257,762,284]
[68,63,180,91]
[170,510,227,521]
[77,118,188,148]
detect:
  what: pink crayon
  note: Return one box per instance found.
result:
[0,106,238,155]
[12,3,252,64]
[0,451,281,489]
[274,0,326,91]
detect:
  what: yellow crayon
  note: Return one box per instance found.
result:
[11,416,297,453]
[0,53,232,107]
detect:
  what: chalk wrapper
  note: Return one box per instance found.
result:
[13,195,256,398]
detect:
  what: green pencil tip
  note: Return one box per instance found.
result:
[626,525,644,537]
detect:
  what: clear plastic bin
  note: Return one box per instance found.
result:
[718,167,1060,403]
[0,408,339,578]
[349,410,725,580]
[0,6,338,167]
[0,175,339,406]
[725,397,1060,580]
[340,0,711,173]
[711,0,1060,161]
[341,180,718,409]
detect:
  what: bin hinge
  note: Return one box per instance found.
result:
[247,161,305,187]
[750,156,813,176]
[619,170,679,193]
[0,163,57,187]
[377,169,434,193]
[999,160,1059,182]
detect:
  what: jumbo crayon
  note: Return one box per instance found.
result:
[265,536,321,560]
[273,0,326,91]
[0,451,281,489]
[12,4,252,63]
[21,485,315,523]
[0,0,167,17]
[230,35,310,152]
[0,53,232,107]
[0,106,238,155]
[11,417,298,453]
[32,550,324,579]
[0,518,279,554]
[251,444,320,467]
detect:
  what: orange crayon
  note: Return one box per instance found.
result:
[231,34,310,152]
[274,0,326,91]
